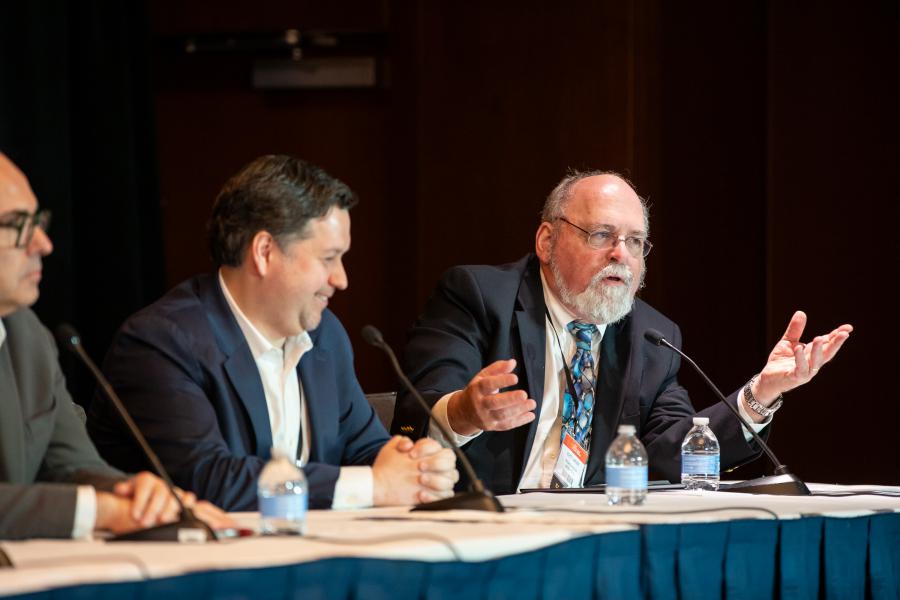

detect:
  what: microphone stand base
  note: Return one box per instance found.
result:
[108,517,217,542]
[719,473,811,496]
[411,490,505,512]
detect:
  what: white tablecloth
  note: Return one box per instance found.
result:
[1,482,897,597]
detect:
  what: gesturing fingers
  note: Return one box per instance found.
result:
[479,392,536,430]
[821,326,852,363]
[802,324,853,372]
[808,336,825,373]
[451,358,534,434]
[481,389,531,412]
[474,372,519,395]
[471,359,519,396]
[780,310,808,344]
[478,358,517,377]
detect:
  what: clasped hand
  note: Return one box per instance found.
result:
[372,436,459,505]
[95,471,233,534]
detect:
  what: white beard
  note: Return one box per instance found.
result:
[550,259,639,325]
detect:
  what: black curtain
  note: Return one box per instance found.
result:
[0,1,163,406]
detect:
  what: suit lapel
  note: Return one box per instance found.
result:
[223,353,273,458]
[514,258,547,474]
[297,344,334,462]
[0,332,26,482]
[585,313,640,485]
[201,275,273,459]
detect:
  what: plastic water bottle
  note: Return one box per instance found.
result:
[681,417,720,490]
[258,449,308,535]
[605,424,648,505]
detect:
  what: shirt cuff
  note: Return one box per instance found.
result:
[72,485,97,539]
[737,386,773,443]
[430,392,483,448]
[331,466,374,509]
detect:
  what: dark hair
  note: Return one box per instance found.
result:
[208,155,357,267]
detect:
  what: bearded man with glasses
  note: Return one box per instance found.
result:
[392,170,853,495]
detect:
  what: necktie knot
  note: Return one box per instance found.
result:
[567,321,598,349]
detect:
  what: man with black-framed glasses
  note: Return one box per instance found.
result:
[0,208,51,248]
[392,170,853,495]
[0,153,228,539]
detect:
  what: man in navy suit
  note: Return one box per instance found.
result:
[89,155,457,511]
[393,171,853,495]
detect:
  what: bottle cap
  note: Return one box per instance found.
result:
[692,417,709,426]
[263,447,303,479]
[617,424,636,435]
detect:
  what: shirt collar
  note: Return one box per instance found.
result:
[0,319,6,349]
[218,270,312,361]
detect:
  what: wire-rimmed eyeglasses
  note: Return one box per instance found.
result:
[557,217,652,258]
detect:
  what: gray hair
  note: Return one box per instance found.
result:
[541,169,650,234]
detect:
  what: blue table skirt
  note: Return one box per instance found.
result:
[13,513,899,600]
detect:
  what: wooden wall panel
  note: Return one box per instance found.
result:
[410,3,638,307]
[766,3,899,483]
[150,0,399,389]
[148,0,898,483]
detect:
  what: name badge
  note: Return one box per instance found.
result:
[550,432,589,488]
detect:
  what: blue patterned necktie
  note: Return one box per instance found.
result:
[561,321,599,450]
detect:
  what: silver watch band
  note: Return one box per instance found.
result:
[743,375,783,418]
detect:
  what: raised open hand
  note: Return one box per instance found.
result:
[754,310,853,402]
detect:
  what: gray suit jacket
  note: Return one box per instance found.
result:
[1,308,123,540]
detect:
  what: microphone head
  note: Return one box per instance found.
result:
[643,328,666,346]
[361,325,385,347]
[55,323,82,350]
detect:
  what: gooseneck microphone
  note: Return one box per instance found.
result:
[361,325,504,512]
[643,328,810,496]
[56,324,218,541]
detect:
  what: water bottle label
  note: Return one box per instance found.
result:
[259,493,308,519]
[605,465,647,490]
[681,454,719,475]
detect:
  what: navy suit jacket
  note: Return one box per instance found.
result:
[88,274,389,511]
[392,254,764,495]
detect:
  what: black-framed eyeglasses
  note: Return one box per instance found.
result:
[0,209,52,249]
[557,217,652,258]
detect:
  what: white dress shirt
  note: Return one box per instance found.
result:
[429,271,604,489]
[219,272,373,508]
[518,274,606,488]
[428,270,771,491]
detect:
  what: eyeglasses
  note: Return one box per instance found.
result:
[557,217,652,258]
[0,209,52,248]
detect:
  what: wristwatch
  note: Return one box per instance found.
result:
[743,375,783,418]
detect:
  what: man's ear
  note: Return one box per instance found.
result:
[249,231,276,276]
[535,222,554,264]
